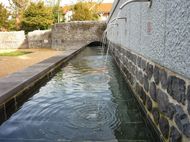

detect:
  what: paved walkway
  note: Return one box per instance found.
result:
[0,49,63,77]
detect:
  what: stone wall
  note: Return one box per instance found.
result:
[110,44,190,142]
[52,21,106,50]
[109,42,190,142]
[27,30,51,48]
[106,0,190,141]
[0,21,105,50]
[0,31,27,49]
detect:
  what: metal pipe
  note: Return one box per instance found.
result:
[107,0,121,23]
[109,16,127,25]
[120,0,152,9]
[117,17,127,20]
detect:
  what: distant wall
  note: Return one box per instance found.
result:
[0,21,106,50]
[51,21,106,50]
[27,30,51,48]
[0,31,27,49]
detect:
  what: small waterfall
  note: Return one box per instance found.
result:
[104,10,121,65]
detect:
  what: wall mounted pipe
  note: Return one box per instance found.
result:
[107,0,152,23]
[119,0,152,10]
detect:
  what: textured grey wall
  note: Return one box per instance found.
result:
[107,0,190,78]
[0,31,27,49]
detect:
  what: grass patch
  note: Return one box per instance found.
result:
[0,51,32,56]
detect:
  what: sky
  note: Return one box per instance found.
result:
[0,0,114,7]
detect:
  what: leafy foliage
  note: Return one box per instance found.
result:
[21,2,53,33]
[11,0,30,9]
[71,2,99,21]
[0,3,10,31]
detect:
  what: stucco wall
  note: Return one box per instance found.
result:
[52,21,106,50]
[0,31,27,49]
[107,0,190,79]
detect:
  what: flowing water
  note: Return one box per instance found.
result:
[0,46,157,142]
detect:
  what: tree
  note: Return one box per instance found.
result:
[21,2,53,33]
[0,3,10,31]
[8,0,31,30]
[71,2,99,21]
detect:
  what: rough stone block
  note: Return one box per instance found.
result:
[169,126,182,142]
[187,86,190,115]
[174,105,190,137]
[183,124,190,138]
[143,74,149,92]
[140,88,146,105]
[167,76,186,104]
[146,63,153,80]
[150,82,157,102]
[135,83,141,95]
[141,59,146,71]
[159,116,169,138]
[5,98,16,119]
[159,69,168,89]
[166,103,176,120]
[146,96,152,111]
[153,66,160,85]
[137,56,141,68]
[157,89,169,113]
[152,107,160,124]
[0,104,5,124]
[137,70,143,84]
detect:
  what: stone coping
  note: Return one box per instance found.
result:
[0,45,86,105]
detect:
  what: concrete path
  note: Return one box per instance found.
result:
[0,48,63,77]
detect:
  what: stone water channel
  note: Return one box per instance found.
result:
[0,46,159,142]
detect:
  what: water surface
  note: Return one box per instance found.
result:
[0,47,155,142]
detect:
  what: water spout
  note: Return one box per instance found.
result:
[120,0,152,9]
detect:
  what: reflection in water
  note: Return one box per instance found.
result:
[0,47,156,142]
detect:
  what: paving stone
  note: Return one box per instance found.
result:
[149,82,157,102]
[159,69,168,89]
[146,63,153,80]
[169,126,182,142]
[153,66,160,85]
[167,76,186,104]
[152,107,160,124]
